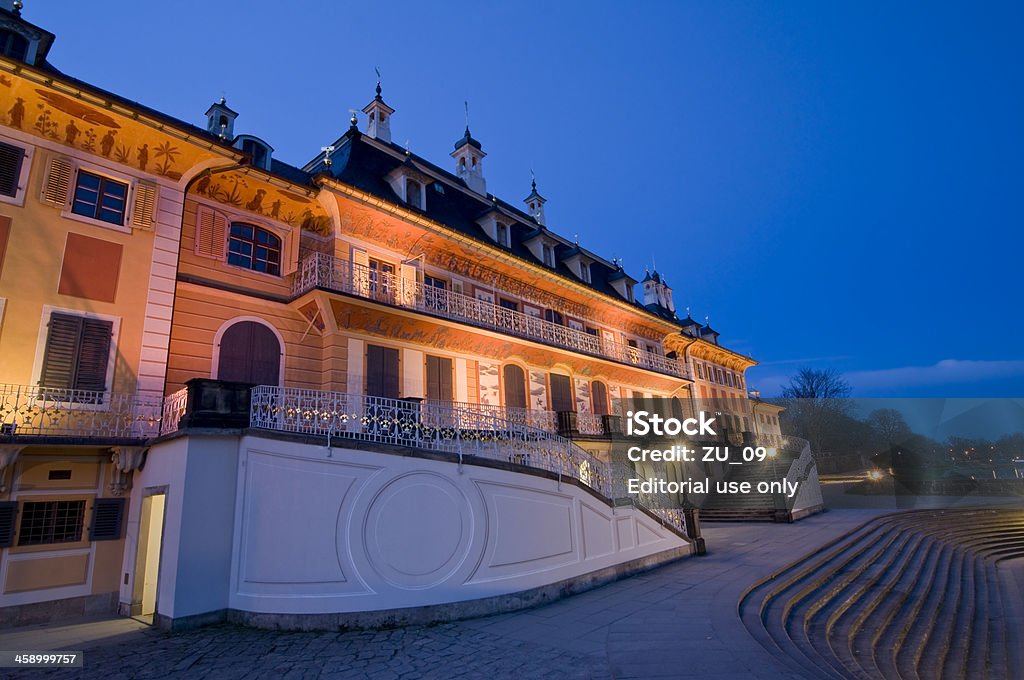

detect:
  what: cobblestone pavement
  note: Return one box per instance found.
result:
[2,510,884,680]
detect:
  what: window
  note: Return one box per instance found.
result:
[39,312,114,396]
[18,500,86,546]
[406,179,422,208]
[585,326,598,336]
[368,258,395,299]
[496,223,509,247]
[366,344,400,399]
[542,243,556,267]
[579,261,591,283]
[646,344,657,355]
[71,170,128,226]
[499,298,519,311]
[228,223,281,275]
[543,308,564,326]
[591,381,609,416]
[426,355,453,402]
[424,274,446,290]
[240,139,270,170]
[549,373,574,413]
[424,274,446,309]
[696,364,704,380]
[0,141,25,198]
[0,30,29,61]
[503,364,527,409]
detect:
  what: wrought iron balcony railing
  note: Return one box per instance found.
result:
[249,386,689,538]
[293,253,689,380]
[0,384,164,439]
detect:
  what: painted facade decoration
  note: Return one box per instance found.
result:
[0,5,799,632]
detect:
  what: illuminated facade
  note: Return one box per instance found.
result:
[0,4,811,628]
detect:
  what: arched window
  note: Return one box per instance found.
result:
[0,30,29,61]
[503,364,527,410]
[406,179,422,208]
[217,321,281,385]
[228,223,281,275]
[591,381,609,416]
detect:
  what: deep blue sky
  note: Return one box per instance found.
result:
[25,1,1023,398]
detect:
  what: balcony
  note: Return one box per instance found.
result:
[293,253,690,380]
[0,384,164,440]
[248,385,690,539]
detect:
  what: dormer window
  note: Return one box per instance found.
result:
[406,179,423,209]
[542,243,556,267]
[579,261,591,283]
[235,136,273,171]
[242,139,267,169]
[1,30,29,61]
[496,223,509,247]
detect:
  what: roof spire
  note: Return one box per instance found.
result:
[464,100,470,134]
[375,66,382,99]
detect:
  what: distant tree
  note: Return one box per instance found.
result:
[778,368,853,454]
[867,408,912,447]
[780,368,852,400]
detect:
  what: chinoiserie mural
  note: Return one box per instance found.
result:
[192,172,330,235]
[1,75,222,181]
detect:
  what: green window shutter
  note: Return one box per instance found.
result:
[76,318,113,391]
[89,498,125,541]
[39,313,112,392]
[0,501,16,548]
[0,142,24,198]
[40,313,84,389]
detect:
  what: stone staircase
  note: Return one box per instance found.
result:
[738,508,1024,679]
[700,451,802,521]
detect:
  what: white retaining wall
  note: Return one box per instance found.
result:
[128,433,688,622]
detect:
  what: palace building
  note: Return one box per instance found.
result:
[0,3,818,629]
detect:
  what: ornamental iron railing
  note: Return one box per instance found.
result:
[0,384,164,439]
[160,387,189,435]
[293,253,688,379]
[249,385,691,539]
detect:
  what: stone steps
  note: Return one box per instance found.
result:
[738,508,1024,679]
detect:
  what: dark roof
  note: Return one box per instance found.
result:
[315,131,655,310]
[453,127,482,151]
[679,315,700,327]
[1,8,55,63]
[269,158,313,186]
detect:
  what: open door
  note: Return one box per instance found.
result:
[132,492,165,623]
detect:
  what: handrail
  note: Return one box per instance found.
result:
[293,253,689,379]
[249,385,691,539]
[0,383,163,438]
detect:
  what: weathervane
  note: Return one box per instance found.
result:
[321,145,335,168]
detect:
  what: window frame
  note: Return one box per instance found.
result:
[54,159,137,234]
[16,498,88,547]
[227,221,283,276]
[70,169,129,227]
[0,137,33,207]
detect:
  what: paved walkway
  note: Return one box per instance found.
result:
[0,510,885,679]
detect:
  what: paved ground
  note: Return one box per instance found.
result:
[0,509,886,680]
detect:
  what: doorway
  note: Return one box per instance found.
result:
[132,492,166,623]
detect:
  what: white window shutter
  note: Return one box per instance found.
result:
[452,279,464,295]
[399,263,418,306]
[283,225,301,275]
[40,156,73,207]
[195,204,227,259]
[351,247,370,296]
[131,181,157,230]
